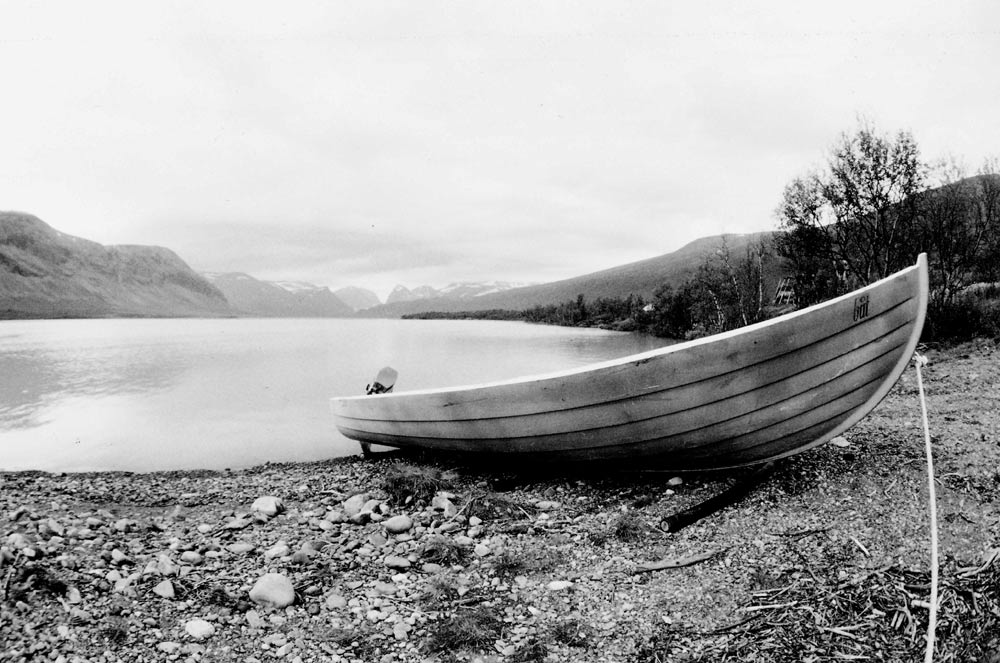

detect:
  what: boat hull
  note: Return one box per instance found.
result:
[331,255,928,469]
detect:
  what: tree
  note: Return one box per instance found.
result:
[777,119,925,297]
[915,159,1000,309]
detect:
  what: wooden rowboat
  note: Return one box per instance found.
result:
[331,254,927,469]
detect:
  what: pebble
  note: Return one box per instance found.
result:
[264,542,290,559]
[226,542,255,554]
[324,509,347,523]
[830,436,851,447]
[383,515,413,534]
[152,579,175,599]
[249,573,296,609]
[667,477,684,487]
[374,581,398,595]
[326,594,347,610]
[184,619,215,640]
[223,517,253,530]
[180,550,203,565]
[384,555,411,570]
[547,580,574,591]
[535,500,561,511]
[156,554,179,576]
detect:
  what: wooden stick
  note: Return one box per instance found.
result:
[634,548,726,574]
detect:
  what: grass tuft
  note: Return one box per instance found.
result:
[611,510,648,542]
[423,605,502,653]
[381,463,453,505]
[421,535,468,565]
[551,618,594,648]
[491,546,566,577]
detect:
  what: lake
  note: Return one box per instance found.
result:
[0,318,670,472]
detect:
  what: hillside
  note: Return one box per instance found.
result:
[204,273,353,317]
[0,212,231,318]
[364,232,782,317]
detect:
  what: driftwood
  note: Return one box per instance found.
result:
[660,461,777,533]
[634,548,726,574]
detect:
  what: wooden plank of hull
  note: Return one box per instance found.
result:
[331,255,928,468]
[335,306,915,443]
[336,328,906,451]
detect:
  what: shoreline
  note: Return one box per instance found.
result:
[2,339,998,662]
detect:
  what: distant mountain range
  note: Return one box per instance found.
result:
[202,272,353,317]
[0,212,230,318]
[361,232,781,317]
[385,281,534,305]
[1,211,779,320]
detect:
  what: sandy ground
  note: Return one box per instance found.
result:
[2,338,998,662]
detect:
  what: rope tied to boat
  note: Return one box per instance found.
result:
[914,351,938,663]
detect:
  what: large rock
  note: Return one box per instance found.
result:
[251,496,284,519]
[431,494,457,518]
[249,573,296,609]
[383,515,413,534]
[342,494,370,518]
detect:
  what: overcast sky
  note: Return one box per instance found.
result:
[3,1,998,299]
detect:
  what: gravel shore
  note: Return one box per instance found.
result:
[3,339,999,662]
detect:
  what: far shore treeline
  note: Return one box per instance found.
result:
[406,121,1000,343]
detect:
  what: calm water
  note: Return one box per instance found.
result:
[0,318,670,472]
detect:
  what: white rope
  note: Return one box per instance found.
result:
[914,351,938,663]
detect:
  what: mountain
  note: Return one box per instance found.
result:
[203,272,352,317]
[333,286,381,311]
[385,284,437,305]
[437,281,536,298]
[0,212,231,318]
[363,232,781,317]
[383,281,536,307]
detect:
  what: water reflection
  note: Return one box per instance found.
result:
[0,318,671,472]
[0,345,185,430]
